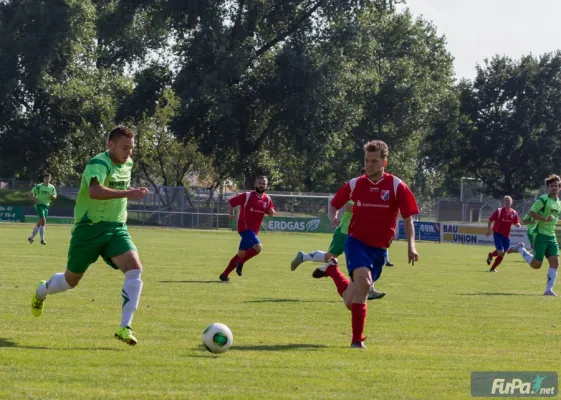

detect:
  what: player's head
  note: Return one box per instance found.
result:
[108,126,135,165]
[43,173,51,184]
[545,174,561,196]
[363,140,389,178]
[503,195,513,209]
[255,175,268,194]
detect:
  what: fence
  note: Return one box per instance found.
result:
[0,179,542,228]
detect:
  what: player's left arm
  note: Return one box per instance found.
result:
[51,186,57,200]
[266,197,276,216]
[397,182,420,265]
[514,212,521,227]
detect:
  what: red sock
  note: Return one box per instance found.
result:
[326,265,350,296]
[490,250,498,257]
[491,256,503,270]
[221,255,239,277]
[239,248,258,264]
[351,303,367,343]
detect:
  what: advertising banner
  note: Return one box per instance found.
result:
[440,224,531,247]
[398,221,441,242]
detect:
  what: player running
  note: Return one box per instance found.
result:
[28,173,57,245]
[219,176,276,282]
[311,140,420,348]
[290,169,388,300]
[485,196,521,272]
[510,174,561,296]
[30,126,148,345]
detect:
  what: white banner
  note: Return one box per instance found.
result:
[440,224,531,248]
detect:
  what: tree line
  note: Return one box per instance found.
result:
[1,0,560,205]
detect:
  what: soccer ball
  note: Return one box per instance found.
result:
[202,323,233,354]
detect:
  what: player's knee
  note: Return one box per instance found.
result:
[531,260,542,270]
[64,272,82,288]
[254,244,263,253]
[497,250,505,257]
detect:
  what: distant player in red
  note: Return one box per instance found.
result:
[485,196,521,272]
[313,140,420,348]
[219,176,275,282]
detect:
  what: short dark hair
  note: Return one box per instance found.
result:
[364,140,389,159]
[43,173,51,179]
[255,175,268,182]
[108,125,135,142]
[545,174,561,187]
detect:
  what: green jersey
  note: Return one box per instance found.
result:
[31,183,56,206]
[339,200,354,235]
[522,213,536,232]
[74,151,133,225]
[529,194,561,237]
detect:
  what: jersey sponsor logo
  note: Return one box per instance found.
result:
[356,200,390,209]
[109,180,129,189]
[249,207,265,214]
[381,190,390,201]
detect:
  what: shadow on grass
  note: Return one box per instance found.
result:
[234,343,328,351]
[159,280,226,284]
[245,298,339,304]
[459,292,541,296]
[0,337,124,351]
[188,343,327,355]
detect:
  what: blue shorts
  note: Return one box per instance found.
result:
[238,230,260,251]
[493,232,510,252]
[344,235,387,282]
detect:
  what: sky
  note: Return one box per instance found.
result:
[400,0,561,80]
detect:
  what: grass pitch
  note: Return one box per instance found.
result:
[0,224,559,399]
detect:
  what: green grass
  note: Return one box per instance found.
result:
[0,189,75,208]
[1,225,560,399]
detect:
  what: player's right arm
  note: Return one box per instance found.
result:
[522,213,534,225]
[329,183,351,228]
[529,196,553,222]
[228,193,245,220]
[30,185,39,203]
[89,179,147,200]
[486,209,498,236]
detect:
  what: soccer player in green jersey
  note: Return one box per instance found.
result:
[28,173,57,245]
[290,169,389,300]
[510,174,561,296]
[30,126,149,345]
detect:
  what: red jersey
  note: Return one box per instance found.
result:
[331,173,419,248]
[229,191,274,234]
[489,207,519,238]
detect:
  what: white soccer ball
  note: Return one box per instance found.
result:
[202,323,233,354]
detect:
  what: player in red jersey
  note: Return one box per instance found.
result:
[485,196,521,272]
[312,140,420,348]
[219,176,275,281]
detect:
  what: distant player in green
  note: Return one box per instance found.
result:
[510,174,561,296]
[30,126,149,345]
[28,173,57,245]
[290,169,390,300]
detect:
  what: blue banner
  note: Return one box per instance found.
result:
[398,221,441,242]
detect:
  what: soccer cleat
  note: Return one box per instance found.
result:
[385,261,394,267]
[290,251,305,271]
[486,253,492,265]
[219,274,230,282]
[235,260,244,277]
[28,237,33,244]
[507,242,525,254]
[31,280,46,317]
[489,268,497,272]
[312,257,338,279]
[544,290,557,296]
[114,326,138,346]
[367,289,387,300]
[40,240,47,245]
[351,336,367,349]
